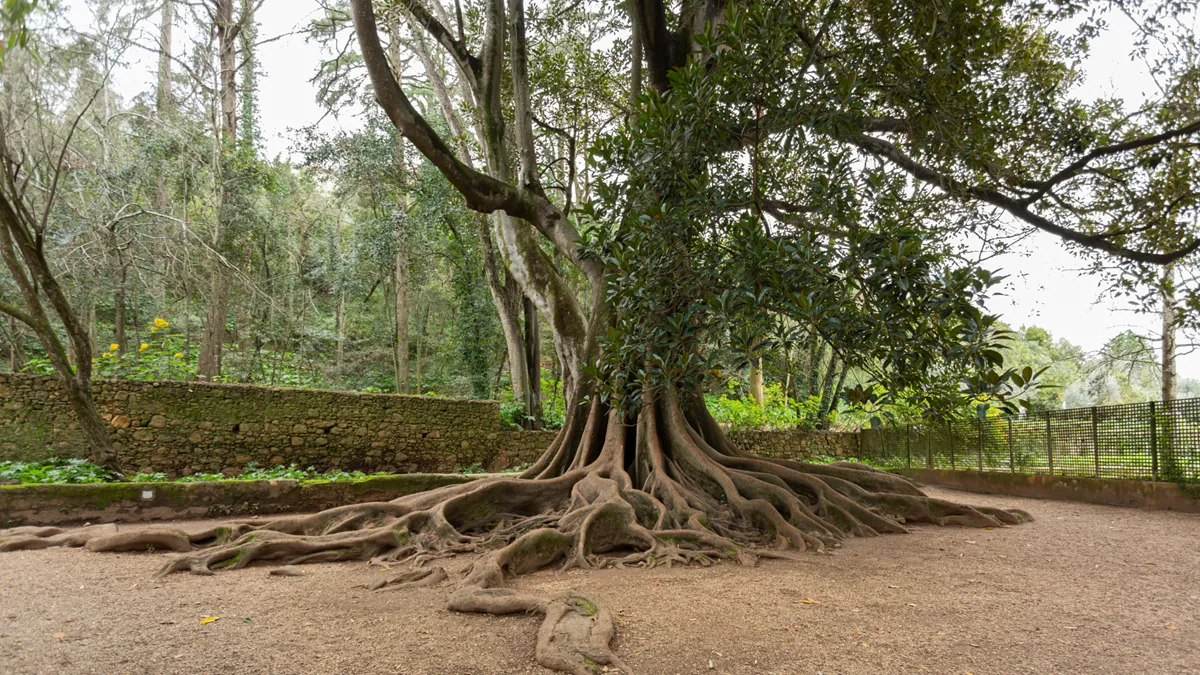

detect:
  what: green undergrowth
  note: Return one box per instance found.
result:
[0,458,526,485]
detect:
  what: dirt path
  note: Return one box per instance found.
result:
[1,488,1197,674]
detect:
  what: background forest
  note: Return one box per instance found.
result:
[0,0,1194,435]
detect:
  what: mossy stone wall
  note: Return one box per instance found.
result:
[0,373,859,476]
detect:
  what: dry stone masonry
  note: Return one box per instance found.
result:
[0,373,856,476]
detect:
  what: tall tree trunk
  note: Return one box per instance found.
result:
[156,0,174,115]
[197,0,238,381]
[1162,263,1176,403]
[155,0,173,211]
[394,242,410,393]
[335,288,345,387]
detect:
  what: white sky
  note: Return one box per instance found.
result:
[65,1,1200,379]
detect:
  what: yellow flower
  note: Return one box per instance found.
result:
[173,352,183,359]
[150,326,158,333]
[153,318,169,329]
[109,343,120,352]
[139,343,149,352]
[101,352,111,358]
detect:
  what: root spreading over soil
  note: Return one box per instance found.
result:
[0,391,1029,675]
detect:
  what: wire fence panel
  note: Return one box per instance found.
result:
[857,398,1200,483]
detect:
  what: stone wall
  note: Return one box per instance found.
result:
[0,373,857,475]
[0,374,542,475]
[728,428,859,459]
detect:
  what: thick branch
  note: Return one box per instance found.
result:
[847,132,1200,265]
[351,0,535,219]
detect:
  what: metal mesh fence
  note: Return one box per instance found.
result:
[856,398,1200,483]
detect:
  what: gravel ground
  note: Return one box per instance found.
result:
[1,487,1198,675]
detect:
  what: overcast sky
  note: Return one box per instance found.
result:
[67,1,1200,379]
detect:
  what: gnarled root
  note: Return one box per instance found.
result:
[0,388,1030,674]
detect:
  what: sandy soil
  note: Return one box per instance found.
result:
[1,487,1198,675]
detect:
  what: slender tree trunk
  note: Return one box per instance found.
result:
[817,351,840,427]
[415,300,430,393]
[807,336,821,399]
[156,0,174,115]
[6,314,25,371]
[394,243,410,393]
[197,0,238,381]
[155,0,173,211]
[335,289,345,387]
[113,267,126,354]
[523,296,543,428]
[1162,263,1176,403]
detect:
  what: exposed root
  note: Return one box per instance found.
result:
[0,387,1031,674]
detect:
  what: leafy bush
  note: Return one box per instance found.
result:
[704,383,816,431]
[0,458,116,484]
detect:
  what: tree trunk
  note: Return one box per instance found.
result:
[394,243,410,393]
[6,314,26,371]
[335,288,345,387]
[748,356,764,405]
[0,195,117,471]
[523,296,543,428]
[197,0,238,381]
[196,272,229,380]
[156,0,174,115]
[1162,263,1176,403]
[807,336,821,399]
[112,268,126,355]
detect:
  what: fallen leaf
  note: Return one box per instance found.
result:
[1144,562,1157,566]
[851,631,863,637]
[965,541,977,545]
[984,527,994,530]
[859,641,869,647]
[199,616,220,625]
[1167,625,1177,630]
[52,632,65,639]
[243,618,252,623]
[796,597,822,605]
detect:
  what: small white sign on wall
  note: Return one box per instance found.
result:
[141,489,154,500]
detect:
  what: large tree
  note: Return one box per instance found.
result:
[6,1,1200,672]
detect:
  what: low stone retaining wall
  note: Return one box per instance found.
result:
[729,429,858,459]
[0,374,541,476]
[901,468,1200,513]
[0,373,856,477]
[0,474,481,527]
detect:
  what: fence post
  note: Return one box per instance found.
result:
[1008,416,1015,473]
[905,425,911,469]
[1046,413,1054,476]
[1150,401,1158,481]
[977,417,984,473]
[949,421,956,471]
[1091,406,1100,478]
[926,427,933,469]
